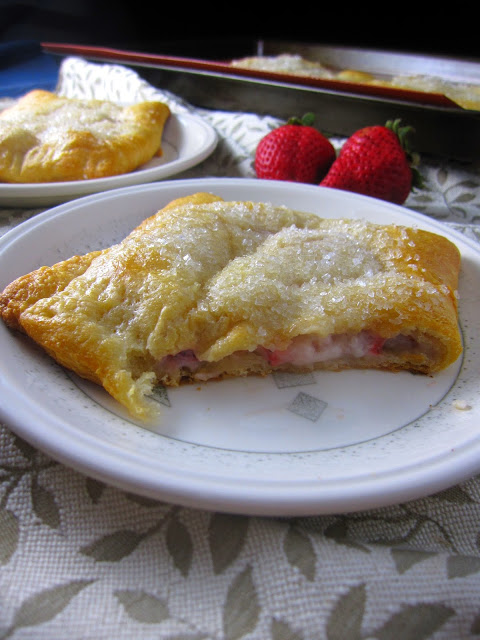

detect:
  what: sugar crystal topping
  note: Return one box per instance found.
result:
[134,201,450,353]
[1,97,136,144]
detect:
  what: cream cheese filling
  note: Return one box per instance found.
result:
[156,331,422,381]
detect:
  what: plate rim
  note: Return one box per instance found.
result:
[1,177,480,516]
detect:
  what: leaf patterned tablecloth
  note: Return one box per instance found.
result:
[2,57,480,640]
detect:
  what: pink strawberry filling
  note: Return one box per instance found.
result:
[159,350,201,375]
[157,331,419,379]
[257,332,386,367]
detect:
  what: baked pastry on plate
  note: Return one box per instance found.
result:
[0,90,170,183]
[0,192,462,421]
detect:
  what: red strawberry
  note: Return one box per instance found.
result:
[320,119,422,204]
[255,113,336,184]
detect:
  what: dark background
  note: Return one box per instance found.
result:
[1,0,479,62]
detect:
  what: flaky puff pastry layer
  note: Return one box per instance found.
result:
[0,90,170,183]
[0,193,462,421]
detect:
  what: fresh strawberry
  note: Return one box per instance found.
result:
[255,113,336,184]
[320,119,422,204]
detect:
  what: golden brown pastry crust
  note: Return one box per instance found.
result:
[0,193,462,421]
[0,251,101,331]
[0,90,170,183]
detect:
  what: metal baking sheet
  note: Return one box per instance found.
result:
[42,42,480,161]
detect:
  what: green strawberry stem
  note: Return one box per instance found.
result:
[287,113,316,127]
[386,118,424,190]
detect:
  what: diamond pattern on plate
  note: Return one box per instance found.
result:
[272,371,316,389]
[288,392,327,422]
[149,385,171,407]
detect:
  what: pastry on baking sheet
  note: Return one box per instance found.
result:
[0,192,462,420]
[0,90,170,183]
[230,54,480,110]
[231,54,336,78]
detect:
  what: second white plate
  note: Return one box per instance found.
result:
[0,113,217,207]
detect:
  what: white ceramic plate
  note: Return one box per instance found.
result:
[1,178,479,516]
[0,113,217,208]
